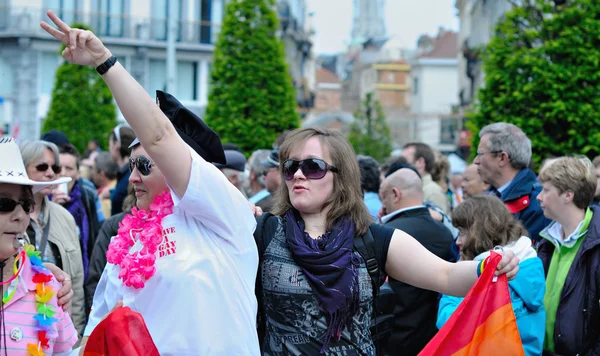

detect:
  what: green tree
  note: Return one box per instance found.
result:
[43,23,116,153]
[469,0,600,168]
[348,92,393,162]
[205,0,299,154]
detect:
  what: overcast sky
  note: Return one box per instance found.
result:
[305,0,459,55]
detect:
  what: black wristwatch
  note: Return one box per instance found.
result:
[96,55,117,75]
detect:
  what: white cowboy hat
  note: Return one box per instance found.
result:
[0,137,71,193]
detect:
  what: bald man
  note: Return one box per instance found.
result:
[379,169,455,355]
[461,164,489,199]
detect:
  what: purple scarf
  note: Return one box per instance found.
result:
[64,182,90,280]
[285,209,360,352]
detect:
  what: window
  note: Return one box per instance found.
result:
[97,0,125,37]
[46,0,79,26]
[148,59,167,93]
[152,0,182,41]
[211,0,223,43]
[40,53,61,95]
[413,77,419,95]
[177,61,198,101]
[0,57,13,96]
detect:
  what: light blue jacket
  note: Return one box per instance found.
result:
[437,257,546,356]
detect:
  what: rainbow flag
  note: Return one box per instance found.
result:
[419,252,524,356]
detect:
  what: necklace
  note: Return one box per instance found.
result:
[106,191,173,289]
[1,252,25,305]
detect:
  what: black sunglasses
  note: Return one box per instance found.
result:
[35,163,61,174]
[129,156,154,176]
[283,158,338,181]
[0,197,35,214]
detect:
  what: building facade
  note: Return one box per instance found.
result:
[350,0,386,46]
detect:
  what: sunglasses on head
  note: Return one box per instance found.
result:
[35,163,61,174]
[113,124,128,143]
[283,158,338,181]
[0,197,35,214]
[129,156,154,176]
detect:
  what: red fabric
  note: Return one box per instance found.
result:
[505,195,530,214]
[418,251,524,356]
[84,307,160,356]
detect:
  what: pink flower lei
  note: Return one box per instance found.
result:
[106,191,174,289]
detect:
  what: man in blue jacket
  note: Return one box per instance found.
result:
[474,122,550,243]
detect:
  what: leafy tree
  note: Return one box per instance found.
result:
[205,0,299,154]
[469,0,600,168]
[348,92,392,162]
[42,23,116,153]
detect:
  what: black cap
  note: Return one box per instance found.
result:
[41,130,70,146]
[130,91,226,164]
[213,150,246,172]
[261,148,280,168]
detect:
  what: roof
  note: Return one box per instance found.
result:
[419,31,458,59]
[316,67,341,84]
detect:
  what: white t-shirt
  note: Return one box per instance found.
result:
[84,148,260,355]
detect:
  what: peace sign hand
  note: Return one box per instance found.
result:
[40,10,112,67]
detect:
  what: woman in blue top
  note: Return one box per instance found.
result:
[437,195,545,356]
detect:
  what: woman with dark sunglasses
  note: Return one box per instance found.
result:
[253,127,521,355]
[41,11,261,354]
[0,138,78,354]
[18,140,87,337]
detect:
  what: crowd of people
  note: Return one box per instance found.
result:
[0,9,595,356]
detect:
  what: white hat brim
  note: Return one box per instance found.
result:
[0,176,72,194]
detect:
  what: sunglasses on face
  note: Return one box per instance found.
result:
[283,158,338,181]
[35,163,61,174]
[129,156,154,176]
[0,197,35,214]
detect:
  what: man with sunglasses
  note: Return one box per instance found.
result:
[474,122,550,244]
[108,124,135,216]
[40,12,261,354]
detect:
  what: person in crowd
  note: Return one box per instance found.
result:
[0,138,78,354]
[215,149,248,196]
[92,152,119,218]
[592,155,600,206]
[537,156,600,355]
[54,144,101,281]
[108,124,135,216]
[248,149,272,203]
[401,143,449,213]
[255,127,519,354]
[474,122,550,243]
[19,140,86,336]
[461,164,489,199]
[379,168,454,355]
[448,172,464,209]
[437,195,545,356]
[380,156,409,182]
[358,155,383,222]
[40,130,70,147]
[252,149,281,212]
[41,12,261,353]
[83,138,101,159]
[431,150,450,195]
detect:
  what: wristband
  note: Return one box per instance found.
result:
[96,55,117,75]
[476,256,490,277]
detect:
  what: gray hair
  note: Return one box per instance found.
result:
[95,151,119,180]
[248,149,271,178]
[479,123,531,169]
[19,140,60,168]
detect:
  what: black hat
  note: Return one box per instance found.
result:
[261,148,280,168]
[41,130,70,146]
[213,150,247,172]
[130,91,226,164]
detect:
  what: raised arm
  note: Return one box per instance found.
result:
[41,10,191,197]
[385,229,519,297]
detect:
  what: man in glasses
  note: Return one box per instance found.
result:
[108,124,135,216]
[41,10,261,352]
[474,122,550,243]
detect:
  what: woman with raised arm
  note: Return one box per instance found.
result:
[41,11,260,355]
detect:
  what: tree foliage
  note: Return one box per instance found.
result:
[43,23,116,153]
[469,0,600,167]
[348,92,392,162]
[205,0,299,155]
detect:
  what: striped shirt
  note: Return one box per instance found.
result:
[1,254,77,354]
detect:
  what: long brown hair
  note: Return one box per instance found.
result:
[271,128,373,235]
[452,195,527,260]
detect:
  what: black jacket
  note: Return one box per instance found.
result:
[85,212,127,313]
[79,179,101,261]
[382,206,454,356]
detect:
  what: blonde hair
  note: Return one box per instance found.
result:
[271,128,373,235]
[539,156,596,209]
